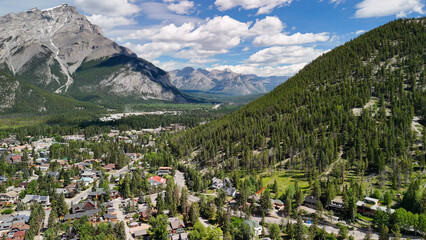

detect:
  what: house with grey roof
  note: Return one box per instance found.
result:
[21,195,50,207]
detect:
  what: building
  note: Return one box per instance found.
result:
[212,177,223,189]
[328,196,344,215]
[47,171,60,179]
[303,195,319,209]
[147,176,166,186]
[271,199,284,210]
[356,197,395,217]
[244,220,262,237]
[103,164,116,172]
[0,191,19,203]
[21,195,50,207]
[88,188,106,200]
[157,167,173,176]
[168,217,185,233]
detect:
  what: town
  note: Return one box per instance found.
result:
[0,124,423,240]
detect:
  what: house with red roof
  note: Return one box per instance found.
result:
[147,176,166,186]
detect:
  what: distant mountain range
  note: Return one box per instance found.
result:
[0,4,186,113]
[169,67,288,96]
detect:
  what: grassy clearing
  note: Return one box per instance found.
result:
[0,116,47,129]
[260,170,310,197]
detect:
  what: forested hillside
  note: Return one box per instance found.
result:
[171,18,425,186]
[0,71,101,114]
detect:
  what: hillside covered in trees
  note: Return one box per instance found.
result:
[171,18,425,197]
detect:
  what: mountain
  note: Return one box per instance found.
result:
[170,18,425,177]
[0,71,99,114]
[169,67,288,95]
[0,4,186,104]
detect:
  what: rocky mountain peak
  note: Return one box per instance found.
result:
[0,5,186,103]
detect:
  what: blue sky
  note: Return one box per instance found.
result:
[0,0,424,76]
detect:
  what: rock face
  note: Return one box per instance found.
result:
[169,67,288,95]
[0,4,186,103]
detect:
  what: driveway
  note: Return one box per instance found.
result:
[174,170,185,189]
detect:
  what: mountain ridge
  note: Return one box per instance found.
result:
[0,4,187,105]
[169,67,288,96]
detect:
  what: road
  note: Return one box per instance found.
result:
[111,166,129,178]
[112,198,134,240]
[65,187,92,206]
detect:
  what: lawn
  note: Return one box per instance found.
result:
[260,170,310,197]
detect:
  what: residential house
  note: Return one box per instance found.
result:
[103,214,117,222]
[88,188,106,200]
[80,177,94,186]
[212,177,223,189]
[303,195,319,209]
[47,171,60,179]
[271,199,284,210]
[147,176,166,186]
[168,217,185,234]
[36,164,49,172]
[71,200,96,213]
[244,220,262,237]
[328,196,344,215]
[103,164,116,172]
[63,209,101,222]
[356,197,395,217]
[157,167,172,176]
[21,195,50,207]
[10,155,22,164]
[0,191,19,204]
[224,187,237,197]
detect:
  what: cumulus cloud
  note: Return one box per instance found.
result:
[355,0,424,18]
[74,0,140,17]
[87,15,136,30]
[120,15,330,76]
[208,63,307,77]
[123,16,251,60]
[253,32,330,46]
[167,0,195,14]
[247,46,328,65]
[250,16,285,35]
[215,0,293,14]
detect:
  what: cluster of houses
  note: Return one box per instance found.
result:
[0,211,31,240]
[303,195,395,218]
[212,177,237,197]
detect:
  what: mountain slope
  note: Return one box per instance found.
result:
[170,18,425,176]
[0,4,186,104]
[0,70,100,114]
[169,67,288,95]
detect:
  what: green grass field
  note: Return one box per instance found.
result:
[260,170,310,196]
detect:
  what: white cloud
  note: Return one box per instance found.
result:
[355,0,424,18]
[253,32,330,46]
[330,0,344,5]
[152,60,195,71]
[123,42,192,60]
[167,0,195,14]
[122,16,251,61]
[355,30,366,35]
[215,0,293,14]
[247,46,328,65]
[74,0,140,17]
[140,2,200,25]
[250,16,285,35]
[208,63,306,77]
[87,15,136,30]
